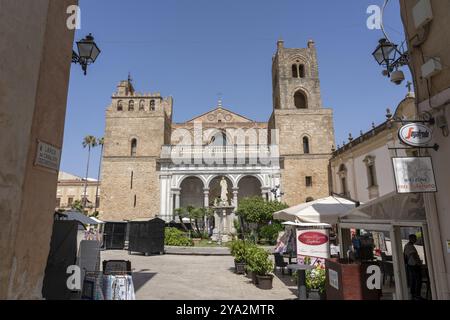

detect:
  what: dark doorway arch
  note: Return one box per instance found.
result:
[294,90,308,109]
[180,177,204,208]
[237,176,262,201]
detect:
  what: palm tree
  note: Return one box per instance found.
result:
[82,135,98,209]
[94,137,104,213]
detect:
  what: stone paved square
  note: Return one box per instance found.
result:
[101,251,298,300]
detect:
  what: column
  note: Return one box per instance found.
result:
[172,188,181,210]
[232,187,239,209]
[203,188,210,234]
[261,188,270,201]
[203,188,210,208]
[159,175,168,221]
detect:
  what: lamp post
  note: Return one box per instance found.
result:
[372,38,409,84]
[72,33,101,75]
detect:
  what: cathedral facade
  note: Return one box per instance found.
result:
[99,40,335,222]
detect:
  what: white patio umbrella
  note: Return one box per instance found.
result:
[273,196,357,225]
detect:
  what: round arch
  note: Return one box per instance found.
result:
[180,176,205,208]
[176,175,208,190]
[237,175,263,201]
[235,174,265,188]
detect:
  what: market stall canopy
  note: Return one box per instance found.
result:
[90,217,105,224]
[340,191,426,222]
[65,211,103,225]
[273,196,357,225]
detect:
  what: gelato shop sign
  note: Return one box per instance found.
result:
[298,232,329,246]
[398,123,433,147]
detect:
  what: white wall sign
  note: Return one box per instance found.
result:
[296,229,330,261]
[328,269,339,290]
[392,157,437,193]
[398,123,433,147]
[35,140,61,171]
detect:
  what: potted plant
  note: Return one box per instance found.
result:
[244,244,259,284]
[230,240,247,274]
[306,265,326,300]
[247,247,274,290]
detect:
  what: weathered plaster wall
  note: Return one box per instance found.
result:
[0,0,76,299]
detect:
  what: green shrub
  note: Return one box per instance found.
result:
[164,227,194,247]
[237,197,288,225]
[259,223,283,244]
[230,240,251,263]
[245,246,273,276]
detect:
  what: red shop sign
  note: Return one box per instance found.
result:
[298,232,329,246]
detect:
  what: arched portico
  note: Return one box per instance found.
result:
[161,170,281,222]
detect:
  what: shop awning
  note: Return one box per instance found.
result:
[273,196,357,225]
[340,191,426,222]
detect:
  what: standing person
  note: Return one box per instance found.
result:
[404,234,423,300]
[351,233,361,260]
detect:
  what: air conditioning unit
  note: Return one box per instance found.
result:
[421,57,442,79]
[413,0,433,29]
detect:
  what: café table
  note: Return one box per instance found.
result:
[287,264,314,300]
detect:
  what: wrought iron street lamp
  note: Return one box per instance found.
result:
[72,33,101,75]
[372,38,409,78]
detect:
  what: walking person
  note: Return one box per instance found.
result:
[404,234,423,300]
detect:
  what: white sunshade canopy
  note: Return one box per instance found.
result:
[340,191,426,222]
[273,196,357,225]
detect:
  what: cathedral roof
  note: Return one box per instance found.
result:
[186,107,255,124]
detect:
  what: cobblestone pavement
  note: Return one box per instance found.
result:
[101,250,298,300]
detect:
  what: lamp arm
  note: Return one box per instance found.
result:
[72,50,80,64]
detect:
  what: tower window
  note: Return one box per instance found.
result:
[292,64,298,78]
[295,90,307,109]
[134,195,137,208]
[306,176,313,187]
[292,64,306,78]
[129,100,135,111]
[131,171,134,189]
[150,100,156,111]
[131,139,137,157]
[117,100,123,111]
[303,136,310,154]
[299,64,305,78]
[139,100,145,111]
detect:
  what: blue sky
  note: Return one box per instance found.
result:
[63,0,411,178]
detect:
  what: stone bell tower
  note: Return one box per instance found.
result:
[269,39,335,205]
[99,77,173,221]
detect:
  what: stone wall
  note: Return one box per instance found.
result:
[100,159,160,221]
